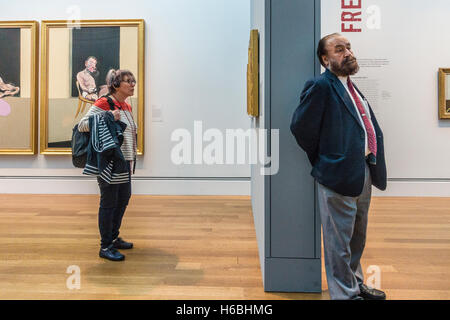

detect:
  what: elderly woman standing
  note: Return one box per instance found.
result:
[78,69,137,261]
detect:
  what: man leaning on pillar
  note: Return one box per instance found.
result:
[290,33,387,300]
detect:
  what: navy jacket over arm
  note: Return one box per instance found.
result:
[290,69,387,197]
[83,111,130,184]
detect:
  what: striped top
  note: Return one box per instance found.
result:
[83,112,130,184]
[78,97,137,161]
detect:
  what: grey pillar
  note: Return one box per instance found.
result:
[250,0,321,292]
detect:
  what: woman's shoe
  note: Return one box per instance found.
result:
[99,246,125,261]
[112,237,133,250]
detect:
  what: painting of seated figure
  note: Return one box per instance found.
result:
[76,56,108,102]
[40,20,145,154]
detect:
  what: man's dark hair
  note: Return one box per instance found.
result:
[317,33,341,68]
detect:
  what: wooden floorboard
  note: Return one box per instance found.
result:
[0,194,449,300]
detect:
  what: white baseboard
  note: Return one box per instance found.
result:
[1,177,449,197]
[373,180,450,197]
[0,178,251,196]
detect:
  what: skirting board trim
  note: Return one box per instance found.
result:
[0,177,449,196]
[0,177,251,195]
[372,180,450,197]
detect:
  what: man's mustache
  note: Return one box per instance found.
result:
[343,57,357,64]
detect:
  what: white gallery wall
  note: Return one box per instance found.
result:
[0,0,251,195]
[2,0,450,197]
[322,0,450,196]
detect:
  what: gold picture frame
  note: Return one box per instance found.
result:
[247,29,259,117]
[438,68,450,119]
[0,21,39,154]
[40,19,145,155]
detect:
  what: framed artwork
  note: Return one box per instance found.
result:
[0,21,38,154]
[40,19,145,154]
[247,29,259,117]
[438,68,450,119]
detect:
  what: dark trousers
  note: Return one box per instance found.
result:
[97,164,131,249]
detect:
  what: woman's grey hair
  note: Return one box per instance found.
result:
[106,69,136,94]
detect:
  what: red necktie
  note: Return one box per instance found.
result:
[347,77,377,157]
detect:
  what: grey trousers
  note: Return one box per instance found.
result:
[317,162,372,300]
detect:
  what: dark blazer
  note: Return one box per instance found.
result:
[290,69,387,197]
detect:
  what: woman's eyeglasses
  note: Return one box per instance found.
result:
[122,79,136,85]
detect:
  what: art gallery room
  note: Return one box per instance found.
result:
[0,0,449,301]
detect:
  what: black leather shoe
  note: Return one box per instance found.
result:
[99,246,125,261]
[351,295,364,300]
[112,237,133,250]
[359,284,386,300]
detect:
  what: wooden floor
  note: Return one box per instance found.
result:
[0,194,449,300]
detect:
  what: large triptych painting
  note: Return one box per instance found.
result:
[40,19,145,154]
[0,21,38,154]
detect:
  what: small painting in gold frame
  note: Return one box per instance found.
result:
[0,21,39,154]
[247,29,259,117]
[438,68,450,119]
